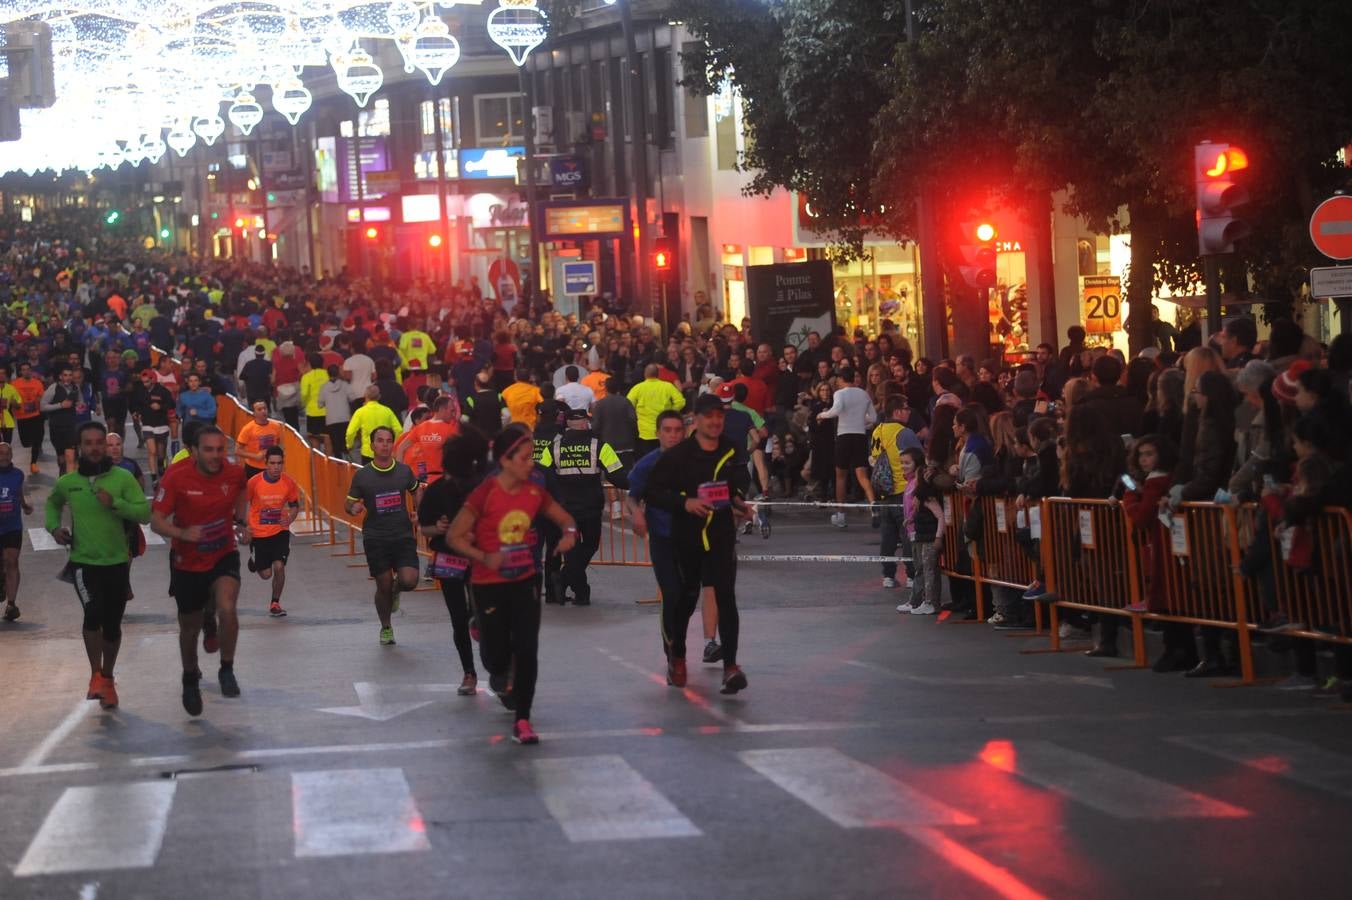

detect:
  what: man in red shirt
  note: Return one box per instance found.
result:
[729,359,771,416]
[394,395,459,482]
[151,425,250,717]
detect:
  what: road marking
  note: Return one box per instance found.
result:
[531,756,701,842]
[18,700,95,771]
[317,682,454,721]
[79,883,99,900]
[1170,733,1352,799]
[596,648,742,725]
[900,825,1049,900]
[27,527,62,551]
[847,659,1113,690]
[141,524,165,545]
[15,781,177,877]
[985,741,1248,819]
[292,768,430,858]
[740,747,976,827]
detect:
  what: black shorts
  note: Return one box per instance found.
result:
[834,433,869,471]
[363,536,420,577]
[0,530,21,550]
[306,415,327,435]
[74,562,131,609]
[171,551,241,614]
[244,465,264,482]
[15,417,42,447]
[251,532,291,571]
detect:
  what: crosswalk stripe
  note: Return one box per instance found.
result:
[985,741,1248,819]
[530,755,702,842]
[291,768,430,858]
[1169,733,1352,799]
[15,781,177,877]
[739,747,976,827]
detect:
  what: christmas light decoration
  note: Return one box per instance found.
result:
[486,0,547,67]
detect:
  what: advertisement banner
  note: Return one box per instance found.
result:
[1081,275,1122,335]
[745,260,837,351]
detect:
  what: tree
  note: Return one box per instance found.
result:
[678,0,1352,352]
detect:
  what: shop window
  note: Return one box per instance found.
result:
[419,99,454,146]
[475,94,525,145]
[357,98,390,138]
[1077,238,1097,277]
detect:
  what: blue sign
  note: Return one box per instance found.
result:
[459,146,525,180]
[562,261,598,295]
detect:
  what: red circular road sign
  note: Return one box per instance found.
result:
[1309,195,1352,260]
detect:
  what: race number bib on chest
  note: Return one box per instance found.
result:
[374,491,403,513]
[697,481,730,509]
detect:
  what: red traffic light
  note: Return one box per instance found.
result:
[234,217,246,229]
[653,237,675,278]
[365,226,379,240]
[975,222,996,242]
[428,234,443,248]
[654,250,671,270]
[1202,147,1249,178]
[1195,141,1250,255]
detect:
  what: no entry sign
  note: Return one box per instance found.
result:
[1309,195,1352,260]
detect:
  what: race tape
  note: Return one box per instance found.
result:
[750,500,901,509]
[738,554,913,564]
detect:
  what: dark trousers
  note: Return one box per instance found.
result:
[104,399,127,437]
[325,421,349,458]
[636,438,659,459]
[16,416,42,466]
[667,540,739,666]
[439,578,477,676]
[878,494,914,580]
[281,405,300,432]
[473,579,540,721]
[650,537,685,657]
[560,514,601,602]
[536,519,562,603]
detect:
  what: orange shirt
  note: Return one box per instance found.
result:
[581,370,609,401]
[247,472,300,539]
[13,377,44,420]
[236,419,286,466]
[107,294,127,321]
[399,419,459,481]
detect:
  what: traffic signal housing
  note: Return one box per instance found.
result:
[653,237,675,282]
[956,221,997,289]
[1195,141,1250,255]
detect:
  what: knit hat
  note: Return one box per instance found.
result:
[1234,359,1276,395]
[1272,359,1312,405]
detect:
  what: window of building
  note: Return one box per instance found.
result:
[475,94,525,145]
[715,98,739,170]
[358,98,390,137]
[653,46,674,148]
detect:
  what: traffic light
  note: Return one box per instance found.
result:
[653,237,674,281]
[103,210,120,225]
[234,217,247,229]
[428,234,443,248]
[365,226,380,241]
[158,227,171,240]
[1195,141,1250,255]
[956,220,997,289]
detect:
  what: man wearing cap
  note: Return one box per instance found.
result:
[539,407,627,606]
[639,392,753,694]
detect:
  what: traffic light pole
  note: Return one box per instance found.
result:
[620,0,653,318]
[1203,254,1222,341]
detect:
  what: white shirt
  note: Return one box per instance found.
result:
[342,353,376,400]
[817,385,877,435]
[556,381,596,411]
[553,364,590,388]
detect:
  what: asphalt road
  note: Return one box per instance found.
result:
[2,458,1350,899]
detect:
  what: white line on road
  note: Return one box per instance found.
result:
[79,883,100,900]
[846,659,1114,689]
[15,781,177,877]
[986,740,1249,820]
[596,647,743,725]
[292,768,430,858]
[1169,733,1352,799]
[740,746,976,828]
[18,700,95,771]
[531,756,702,842]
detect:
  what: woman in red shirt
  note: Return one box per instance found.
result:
[490,331,517,392]
[449,425,576,745]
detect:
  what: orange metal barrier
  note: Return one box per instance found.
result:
[1254,505,1352,645]
[595,485,652,566]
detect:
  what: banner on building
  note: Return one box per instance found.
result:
[746,260,836,351]
[1082,275,1123,334]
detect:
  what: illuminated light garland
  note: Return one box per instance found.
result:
[410,14,460,86]
[332,45,384,108]
[270,74,313,125]
[192,113,226,146]
[486,0,547,68]
[166,120,198,157]
[227,92,264,135]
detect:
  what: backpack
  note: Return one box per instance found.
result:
[870,450,895,495]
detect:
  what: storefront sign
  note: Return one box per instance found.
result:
[364,170,402,195]
[467,193,528,229]
[745,260,837,352]
[540,201,628,239]
[1082,275,1122,334]
[460,146,525,180]
[562,261,598,296]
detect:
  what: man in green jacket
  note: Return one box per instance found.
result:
[46,421,151,710]
[345,385,402,463]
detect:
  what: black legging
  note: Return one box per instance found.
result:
[326,421,349,458]
[439,578,477,677]
[74,562,131,643]
[666,541,740,667]
[473,579,540,721]
[16,416,42,467]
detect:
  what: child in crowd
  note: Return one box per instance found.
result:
[897,448,946,616]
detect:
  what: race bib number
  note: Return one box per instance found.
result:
[0,500,13,516]
[411,338,423,349]
[416,460,428,480]
[697,481,731,510]
[430,552,469,580]
[497,543,535,580]
[198,518,231,553]
[258,434,276,448]
[374,491,403,514]
[259,507,283,525]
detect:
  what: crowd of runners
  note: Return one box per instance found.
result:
[5,205,1352,741]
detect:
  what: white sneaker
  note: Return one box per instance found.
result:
[1057,621,1089,640]
[910,601,936,615]
[896,603,913,613]
[830,512,846,529]
[882,577,897,589]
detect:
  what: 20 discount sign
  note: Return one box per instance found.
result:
[1081,275,1123,335]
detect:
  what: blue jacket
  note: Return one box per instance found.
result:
[176,387,217,424]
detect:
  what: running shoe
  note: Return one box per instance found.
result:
[2,603,19,622]
[86,673,104,700]
[246,550,256,573]
[896,603,914,613]
[512,719,539,745]
[29,462,37,475]
[702,639,723,663]
[1021,581,1049,601]
[1275,674,1317,691]
[882,577,897,589]
[489,673,517,710]
[667,657,688,688]
[909,601,937,615]
[1312,676,1344,698]
[987,612,1007,626]
[1058,621,1091,640]
[379,626,396,645]
[720,665,748,695]
[457,674,478,696]
[830,512,847,529]
[1124,602,1148,613]
[182,671,203,717]
[218,668,241,698]
[269,601,287,617]
[99,677,119,710]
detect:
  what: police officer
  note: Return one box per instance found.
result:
[542,407,626,606]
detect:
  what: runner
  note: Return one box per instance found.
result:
[0,366,23,445]
[625,410,687,663]
[12,361,46,475]
[132,367,174,482]
[244,445,301,618]
[640,393,754,694]
[235,399,285,481]
[448,425,578,744]
[40,365,80,474]
[45,422,150,709]
[150,425,250,717]
[345,426,423,645]
[394,395,459,483]
[417,429,490,695]
[345,385,402,464]
[0,442,33,623]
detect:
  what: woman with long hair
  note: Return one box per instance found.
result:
[448,425,578,745]
[1142,368,1186,447]
[806,381,837,498]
